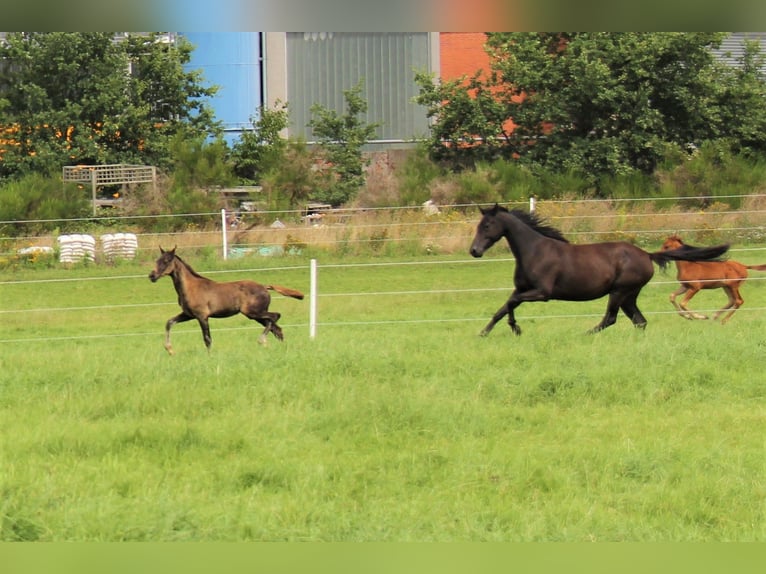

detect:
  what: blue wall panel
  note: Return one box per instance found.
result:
[183,32,263,144]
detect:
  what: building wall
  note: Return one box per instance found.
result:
[439,32,491,81]
[182,32,263,144]
[265,32,436,146]
[183,32,490,147]
[713,32,766,69]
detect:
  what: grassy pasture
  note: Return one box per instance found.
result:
[1,248,766,541]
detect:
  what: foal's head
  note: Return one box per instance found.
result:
[149,246,179,282]
[661,235,685,251]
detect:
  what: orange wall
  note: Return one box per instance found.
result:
[439,32,518,134]
[439,33,491,81]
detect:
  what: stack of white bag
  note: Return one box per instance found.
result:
[57,234,96,263]
[101,233,138,260]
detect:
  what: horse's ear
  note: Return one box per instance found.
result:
[159,246,166,254]
[479,203,499,215]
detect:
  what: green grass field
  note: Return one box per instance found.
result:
[1,248,765,541]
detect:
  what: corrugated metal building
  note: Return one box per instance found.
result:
[713,32,766,69]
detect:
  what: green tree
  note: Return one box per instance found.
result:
[123,33,221,169]
[413,68,511,169]
[308,79,382,205]
[713,39,766,157]
[229,101,290,184]
[0,32,220,180]
[415,33,766,185]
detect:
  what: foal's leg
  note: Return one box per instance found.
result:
[249,311,283,344]
[669,285,693,319]
[714,285,742,324]
[197,316,213,351]
[678,287,707,320]
[164,312,195,355]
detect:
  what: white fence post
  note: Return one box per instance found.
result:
[530,196,536,214]
[221,208,228,260]
[310,258,318,339]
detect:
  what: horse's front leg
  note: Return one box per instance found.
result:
[197,317,212,351]
[679,288,707,320]
[713,286,741,324]
[481,289,547,337]
[481,302,509,337]
[481,295,519,337]
[164,312,194,355]
[669,285,690,318]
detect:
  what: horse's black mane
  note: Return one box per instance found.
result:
[506,207,569,243]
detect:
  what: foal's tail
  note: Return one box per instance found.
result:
[267,285,305,300]
[649,243,730,270]
[746,263,766,271]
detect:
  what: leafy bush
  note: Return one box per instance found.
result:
[0,173,89,236]
[660,140,766,208]
[395,144,444,206]
[260,139,335,214]
[452,166,502,205]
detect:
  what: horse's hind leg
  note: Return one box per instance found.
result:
[589,293,622,334]
[620,290,647,329]
[714,285,742,324]
[250,312,283,345]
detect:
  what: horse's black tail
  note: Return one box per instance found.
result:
[649,243,730,270]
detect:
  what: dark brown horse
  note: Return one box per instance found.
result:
[661,234,766,324]
[149,247,304,354]
[469,204,730,337]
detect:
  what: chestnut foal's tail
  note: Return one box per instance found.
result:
[746,264,766,271]
[267,285,305,300]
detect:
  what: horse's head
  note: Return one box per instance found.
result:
[149,246,178,282]
[470,204,507,257]
[661,235,684,251]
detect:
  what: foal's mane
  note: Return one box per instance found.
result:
[172,252,206,279]
[506,207,569,243]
